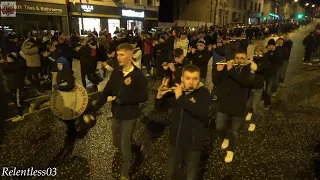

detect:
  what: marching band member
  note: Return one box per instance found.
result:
[155,65,211,180]
[188,40,212,84]
[246,46,269,132]
[212,50,256,163]
[164,48,191,87]
[53,57,77,146]
[86,43,148,180]
[264,39,280,110]
[239,33,249,52]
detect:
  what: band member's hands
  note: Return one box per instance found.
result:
[156,78,171,99]
[217,60,226,71]
[249,60,258,72]
[213,44,217,49]
[42,51,50,57]
[208,45,213,51]
[227,60,234,71]
[168,63,176,72]
[191,48,196,54]
[174,83,183,99]
[74,46,81,51]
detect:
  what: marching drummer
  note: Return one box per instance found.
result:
[155,64,211,179]
[85,43,148,180]
[53,57,77,146]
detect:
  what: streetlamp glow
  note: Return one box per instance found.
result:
[305,3,309,6]
[312,4,315,7]
[294,0,298,2]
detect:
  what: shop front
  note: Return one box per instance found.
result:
[69,3,158,36]
[1,1,68,35]
[248,12,262,24]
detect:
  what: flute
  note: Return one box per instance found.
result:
[216,62,239,65]
[158,87,194,92]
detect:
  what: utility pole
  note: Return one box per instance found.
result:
[213,0,218,25]
[210,0,213,22]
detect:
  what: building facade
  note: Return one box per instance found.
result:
[1,0,69,35]
[69,0,159,36]
[176,0,264,26]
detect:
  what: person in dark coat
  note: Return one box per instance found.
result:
[1,52,25,119]
[164,48,191,87]
[212,50,256,163]
[188,40,212,84]
[246,46,269,132]
[53,57,77,146]
[303,32,315,65]
[153,35,170,79]
[155,65,211,180]
[0,62,8,145]
[264,39,281,110]
[85,43,148,180]
[280,33,293,85]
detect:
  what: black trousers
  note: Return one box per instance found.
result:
[26,67,41,91]
[62,120,77,138]
[143,54,153,73]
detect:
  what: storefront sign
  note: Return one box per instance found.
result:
[1,1,16,17]
[13,1,66,16]
[81,5,94,12]
[122,9,144,18]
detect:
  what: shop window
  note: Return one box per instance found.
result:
[244,0,247,10]
[239,0,242,9]
[232,12,237,21]
[250,2,253,11]
[134,0,140,4]
[258,3,261,12]
[254,3,257,12]
[78,18,101,35]
[147,0,153,6]
[108,19,120,37]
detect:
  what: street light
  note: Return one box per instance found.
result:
[294,0,298,2]
[305,3,309,6]
[312,4,315,7]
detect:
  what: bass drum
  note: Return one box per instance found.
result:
[50,83,89,120]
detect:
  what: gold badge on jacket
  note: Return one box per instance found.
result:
[124,77,132,85]
[189,97,196,103]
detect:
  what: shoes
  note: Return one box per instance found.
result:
[245,113,252,121]
[248,123,256,132]
[221,139,229,150]
[225,151,234,163]
[12,115,24,122]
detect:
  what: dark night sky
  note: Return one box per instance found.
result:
[158,0,174,22]
[300,0,320,6]
[158,0,319,22]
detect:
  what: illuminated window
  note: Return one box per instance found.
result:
[134,0,140,4]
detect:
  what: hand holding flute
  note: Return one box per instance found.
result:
[156,77,172,99]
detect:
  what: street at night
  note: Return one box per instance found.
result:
[1,22,320,179]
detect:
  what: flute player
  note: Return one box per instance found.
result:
[155,64,211,180]
[212,50,257,163]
